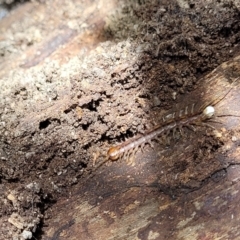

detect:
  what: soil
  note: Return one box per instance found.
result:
[0,0,240,239]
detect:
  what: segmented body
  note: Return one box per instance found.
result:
[107,105,215,160]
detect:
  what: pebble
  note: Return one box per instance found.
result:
[21,230,32,239]
[213,130,222,138]
[172,91,177,100]
[232,136,237,142]
[8,213,24,229]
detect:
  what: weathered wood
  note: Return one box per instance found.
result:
[0,0,240,239]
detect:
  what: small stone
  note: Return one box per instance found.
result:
[7,193,16,203]
[172,91,177,100]
[21,230,32,239]
[153,96,161,106]
[26,182,40,193]
[213,130,222,138]
[232,136,237,142]
[221,127,226,132]
[8,213,24,229]
[25,152,35,159]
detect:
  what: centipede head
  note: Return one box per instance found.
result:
[107,146,120,161]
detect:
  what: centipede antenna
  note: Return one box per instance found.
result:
[216,114,240,118]
[92,158,110,173]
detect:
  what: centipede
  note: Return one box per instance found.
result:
[105,72,239,163]
[107,79,238,161]
[107,104,215,161]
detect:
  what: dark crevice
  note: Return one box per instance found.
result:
[39,119,51,130]
[108,129,135,143]
[82,99,102,112]
[82,123,90,130]
[1,0,30,10]
[64,104,78,114]
[39,118,61,130]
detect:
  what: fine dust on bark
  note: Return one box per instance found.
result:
[0,0,240,239]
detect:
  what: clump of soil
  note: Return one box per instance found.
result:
[0,183,43,239]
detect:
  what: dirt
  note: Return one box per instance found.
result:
[0,0,240,239]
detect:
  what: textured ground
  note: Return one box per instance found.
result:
[0,0,240,239]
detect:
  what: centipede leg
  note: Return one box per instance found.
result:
[129,148,135,158]
[166,132,171,145]
[185,124,196,132]
[140,144,144,153]
[161,133,170,146]
[118,152,124,161]
[179,125,185,137]
[207,119,223,125]
[155,135,163,144]
[161,137,167,146]
[147,140,154,148]
[124,151,129,162]
[172,127,179,140]
[132,147,138,156]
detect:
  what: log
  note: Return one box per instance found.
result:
[0,0,240,239]
[42,56,240,240]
